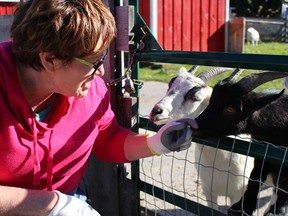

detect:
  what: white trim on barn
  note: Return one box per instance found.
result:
[225,0,230,52]
[149,0,157,39]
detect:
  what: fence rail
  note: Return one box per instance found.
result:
[139,117,288,167]
[135,50,288,71]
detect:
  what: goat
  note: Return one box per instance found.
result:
[247,27,260,46]
[194,70,288,215]
[149,66,254,210]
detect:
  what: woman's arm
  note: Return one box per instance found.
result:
[0,185,58,215]
[0,186,100,216]
[124,132,154,161]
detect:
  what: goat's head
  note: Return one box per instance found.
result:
[149,66,232,125]
[194,71,288,137]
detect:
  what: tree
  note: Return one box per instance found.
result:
[230,0,282,18]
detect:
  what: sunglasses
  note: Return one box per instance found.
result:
[74,49,108,76]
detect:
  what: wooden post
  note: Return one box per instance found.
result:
[228,18,245,53]
[117,96,138,216]
[81,156,120,216]
[115,5,135,52]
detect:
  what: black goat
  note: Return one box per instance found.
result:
[194,70,288,216]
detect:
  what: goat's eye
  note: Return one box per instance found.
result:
[185,92,200,101]
[186,94,200,101]
[185,87,202,101]
[191,95,200,101]
[223,107,236,114]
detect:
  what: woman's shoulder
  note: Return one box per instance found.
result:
[0,41,16,70]
[91,76,109,96]
[0,40,13,53]
[0,41,17,85]
[0,41,13,59]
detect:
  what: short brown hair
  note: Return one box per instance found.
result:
[10,0,116,70]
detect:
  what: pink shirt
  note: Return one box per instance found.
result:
[0,41,131,193]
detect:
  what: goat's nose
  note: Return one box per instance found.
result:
[150,105,163,120]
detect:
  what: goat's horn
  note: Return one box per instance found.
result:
[235,71,288,94]
[198,67,233,83]
[225,68,245,82]
[188,65,200,74]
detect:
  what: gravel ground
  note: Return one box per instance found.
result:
[136,81,273,216]
[138,80,168,119]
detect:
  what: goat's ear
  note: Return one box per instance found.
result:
[178,67,188,75]
[246,89,285,112]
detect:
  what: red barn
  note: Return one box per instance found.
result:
[0,1,17,15]
[0,1,17,42]
[139,0,228,52]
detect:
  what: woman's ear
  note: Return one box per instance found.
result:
[39,52,61,72]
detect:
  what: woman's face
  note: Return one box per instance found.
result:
[52,40,106,98]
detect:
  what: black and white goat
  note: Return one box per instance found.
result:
[195,70,288,215]
[149,67,254,210]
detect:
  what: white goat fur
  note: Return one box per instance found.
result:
[247,27,260,46]
[150,67,254,210]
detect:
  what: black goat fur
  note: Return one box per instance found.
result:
[195,75,288,215]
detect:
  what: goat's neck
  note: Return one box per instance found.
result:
[244,110,288,146]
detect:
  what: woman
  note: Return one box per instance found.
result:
[0,0,197,215]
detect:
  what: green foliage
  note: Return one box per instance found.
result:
[230,0,282,18]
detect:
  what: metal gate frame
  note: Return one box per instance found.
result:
[127,0,288,215]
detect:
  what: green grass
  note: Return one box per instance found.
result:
[244,42,288,55]
[138,42,288,91]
